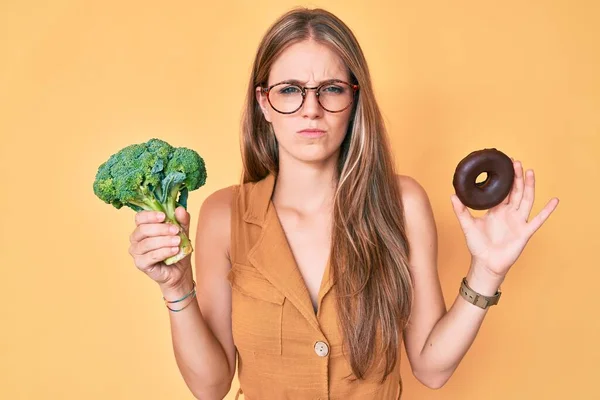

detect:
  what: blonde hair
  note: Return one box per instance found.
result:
[239,7,413,382]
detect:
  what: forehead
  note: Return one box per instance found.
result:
[268,40,349,84]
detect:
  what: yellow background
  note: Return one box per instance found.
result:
[1,0,598,399]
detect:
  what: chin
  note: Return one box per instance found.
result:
[284,146,339,164]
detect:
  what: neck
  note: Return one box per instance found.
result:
[273,153,339,213]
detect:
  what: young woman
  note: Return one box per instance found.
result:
[128,7,559,400]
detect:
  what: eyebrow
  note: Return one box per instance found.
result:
[270,78,345,86]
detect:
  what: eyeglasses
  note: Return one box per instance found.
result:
[261,79,359,114]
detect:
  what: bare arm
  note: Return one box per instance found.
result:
[399,175,503,389]
[160,186,236,399]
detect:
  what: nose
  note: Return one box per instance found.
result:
[301,87,322,118]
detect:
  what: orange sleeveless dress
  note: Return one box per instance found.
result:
[227,173,403,399]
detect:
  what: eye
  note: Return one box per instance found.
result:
[321,84,345,94]
[278,85,301,95]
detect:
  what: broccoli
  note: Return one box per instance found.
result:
[93,138,207,265]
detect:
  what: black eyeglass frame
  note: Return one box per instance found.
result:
[260,79,360,114]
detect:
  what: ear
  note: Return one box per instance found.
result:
[255,86,272,123]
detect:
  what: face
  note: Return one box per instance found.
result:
[256,40,354,165]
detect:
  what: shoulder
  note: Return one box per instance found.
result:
[200,185,237,219]
[396,174,432,210]
[196,185,238,257]
[198,179,260,226]
[199,176,267,226]
[395,173,437,239]
[196,179,261,250]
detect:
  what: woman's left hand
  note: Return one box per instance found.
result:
[450,159,560,278]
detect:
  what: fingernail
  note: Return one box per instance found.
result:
[170,225,179,234]
[157,212,165,220]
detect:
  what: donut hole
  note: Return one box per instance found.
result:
[475,172,489,187]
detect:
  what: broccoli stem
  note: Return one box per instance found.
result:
[127,199,159,211]
[141,185,166,211]
[163,224,193,265]
[164,185,180,220]
[129,184,193,265]
[162,184,193,265]
[128,185,167,211]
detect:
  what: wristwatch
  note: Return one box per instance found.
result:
[459,277,502,309]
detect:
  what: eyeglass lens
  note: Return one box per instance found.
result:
[268,81,354,113]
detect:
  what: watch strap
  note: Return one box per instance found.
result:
[459,277,502,309]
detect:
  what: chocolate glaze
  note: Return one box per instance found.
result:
[452,148,514,210]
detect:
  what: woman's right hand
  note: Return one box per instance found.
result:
[128,206,193,290]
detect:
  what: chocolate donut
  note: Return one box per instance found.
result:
[452,148,514,210]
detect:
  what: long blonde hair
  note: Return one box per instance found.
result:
[239,7,413,382]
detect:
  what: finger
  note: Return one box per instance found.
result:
[175,206,190,234]
[519,169,536,220]
[508,160,524,209]
[132,235,181,256]
[135,211,165,226]
[451,194,475,231]
[525,197,560,236]
[130,222,180,244]
[134,246,181,271]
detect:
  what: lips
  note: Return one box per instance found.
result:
[297,128,326,138]
[298,129,325,133]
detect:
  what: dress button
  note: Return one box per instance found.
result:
[314,341,329,357]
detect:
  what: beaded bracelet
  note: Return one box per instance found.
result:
[163,280,197,312]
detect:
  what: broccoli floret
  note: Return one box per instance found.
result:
[93,138,207,265]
